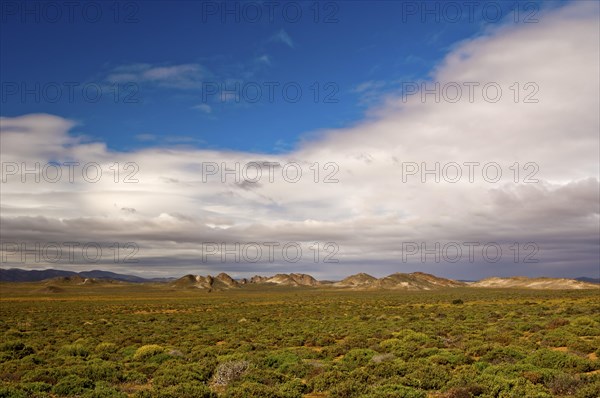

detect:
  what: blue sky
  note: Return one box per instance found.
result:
[1,0,559,153]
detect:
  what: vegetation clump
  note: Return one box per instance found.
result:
[211,360,250,387]
[133,345,165,361]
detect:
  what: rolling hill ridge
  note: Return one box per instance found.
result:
[1,268,598,290]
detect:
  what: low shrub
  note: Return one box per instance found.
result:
[526,349,593,372]
[0,341,34,360]
[95,343,118,360]
[223,382,281,398]
[329,378,369,397]
[307,369,345,392]
[133,345,165,361]
[361,384,426,398]
[60,344,90,358]
[82,381,127,398]
[151,382,215,398]
[51,375,94,396]
[340,348,377,369]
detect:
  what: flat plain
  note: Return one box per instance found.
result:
[1,283,599,397]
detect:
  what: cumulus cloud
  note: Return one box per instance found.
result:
[1,2,598,279]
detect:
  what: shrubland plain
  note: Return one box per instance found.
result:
[0,282,599,398]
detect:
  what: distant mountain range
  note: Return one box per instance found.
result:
[1,268,598,290]
[0,268,173,283]
[575,276,600,284]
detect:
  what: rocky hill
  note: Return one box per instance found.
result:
[471,276,598,290]
[334,272,466,290]
[171,273,240,291]
[253,273,320,286]
[376,272,466,290]
[242,273,319,286]
[172,272,320,289]
[334,273,377,288]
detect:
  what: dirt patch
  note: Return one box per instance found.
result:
[120,382,152,394]
[551,347,569,352]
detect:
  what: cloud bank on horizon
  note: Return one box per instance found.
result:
[1,2,598,280]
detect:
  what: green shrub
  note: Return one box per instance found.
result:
[152,382,215,398]
[22,368,68,384]
[474,373,552,397]
[279,378,306,397]
[82,382,127,398]
[307,370,345,392]
[341,348,377,369]
[123,371,147,383]
[264,351,303,375]
[575,378,600,398]
[401,361,450,390]
[223,382,281,398]
[153,363,212,387]
[526,349,593,372]
[75,359,123,382]
[120,346,137,359]
[60,344,90,358]
[521,368,561,385]
[568,317,600,337]
[440,385,484,398]
[0,341,34,360]
[52,375,95,396]
[146,352,171,364]
[95,343,118,360]
[426,349,471,366]
[381,331,440,360]
[19,381,52,394]
[481,346,526,364]
[363,359,409,379]
[329,378,369,397]
[133,345,165,361]
[241,368,288,387]
[0,386,27,398]
[361,384,426,398]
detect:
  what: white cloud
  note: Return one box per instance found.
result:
[135,134,158,142]
[269,29,294,48]
[107,63,206,89]
[192,104,212,114]
[256,55,272,65]
[1,2,598,279]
